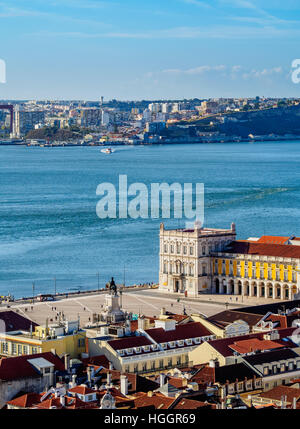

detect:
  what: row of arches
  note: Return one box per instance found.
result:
[214,278,297,300]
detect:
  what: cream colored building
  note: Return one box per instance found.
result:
[159,221,236,297]
[88,318,216,374]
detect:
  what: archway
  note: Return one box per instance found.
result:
[252,281,257,297]
[238,281,242,295]
[266,283,273,299]
[275,283,281,299]
[244,281,249,296]
[259,282,265,298]
[282,284,289,300]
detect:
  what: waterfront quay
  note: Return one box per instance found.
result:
[1,286,279,328]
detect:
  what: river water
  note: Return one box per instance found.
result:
[1,141,299,298]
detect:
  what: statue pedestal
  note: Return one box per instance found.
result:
[101,293,125,323]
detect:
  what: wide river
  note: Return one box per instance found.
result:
[1,141,300,298]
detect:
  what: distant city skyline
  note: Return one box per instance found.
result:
[1,0,300,100]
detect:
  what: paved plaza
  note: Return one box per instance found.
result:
[0,287,282,328]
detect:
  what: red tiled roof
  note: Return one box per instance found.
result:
[207,327,296,357]
[256,236,290,245]
[208,310,262,327]
[132,392,174,409]
[145,322,212,343]
[166,377,186,389]
[259,385,300,404]
[226,241,300,259]
[107,336,152,351]
[34,396,98,409]
[173,399,216,409]
[0,352,65,381]
[68,385,96,395]
[191,366,215,384]
[7,392,43,408]
[229,338,285,354]
[0,310,38,332]
[263,314,288,329]
[81,355,110,368]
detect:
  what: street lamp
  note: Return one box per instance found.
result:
[32,282,35,305]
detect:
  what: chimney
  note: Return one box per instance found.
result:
[138,317,146,330]
[209,359,215,368]
[161,307,166,316]
[60,395,66,407]
[147,391,153,397]
[87,366,92,385]
[72,374,77,387]
[49,366,55,387]
[120,375,129,396]
[293,397,297,410]
[159,373,166,387]
[64,354,70,372]
[231,222,236,233]
[107,372,112,387]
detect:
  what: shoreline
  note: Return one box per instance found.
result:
[1,137,300,147]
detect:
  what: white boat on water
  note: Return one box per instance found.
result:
[101,147,114,154]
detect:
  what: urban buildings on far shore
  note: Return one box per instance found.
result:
[159,222,300,300]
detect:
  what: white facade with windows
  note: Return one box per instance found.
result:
[159,222,236,297]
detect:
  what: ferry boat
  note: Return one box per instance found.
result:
[101,147,114,154]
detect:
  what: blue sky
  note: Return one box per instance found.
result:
[0,0,300,99]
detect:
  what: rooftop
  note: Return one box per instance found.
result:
[224,240,300,259]
[242,348,298,366]
[145,321,212,343]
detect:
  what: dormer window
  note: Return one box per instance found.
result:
[119,350,125,356]
[194,338,201,344]
[143,345,150,352]
[186,339,192,345]
[177,340,184,347]
[151,344,158,351]
[161,343,167,349]
[126,348,133,355]
[135,347,141,354]
[169,341,176,348]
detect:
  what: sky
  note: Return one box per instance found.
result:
[1,0,300,100]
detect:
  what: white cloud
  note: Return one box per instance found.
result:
[162,65,227,75]
[242,67,283,79]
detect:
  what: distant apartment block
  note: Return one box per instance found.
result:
[14,107,45,136]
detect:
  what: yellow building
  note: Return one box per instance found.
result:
[212,237,299,300]
[159,223,300,301]
[0,319,86,359]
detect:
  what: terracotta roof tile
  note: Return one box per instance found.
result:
[145,322,212,343]
[0,310,38,332]
[229,338,285,354]
[7,392,43,408]
[0,352,65,381]
[207,327,296,357]
[132,392,174,409]
[259,385,300,404]
[107,336,152,351]
[225,241,300,259]
[173,399,216,409]
[256,236,290,245]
